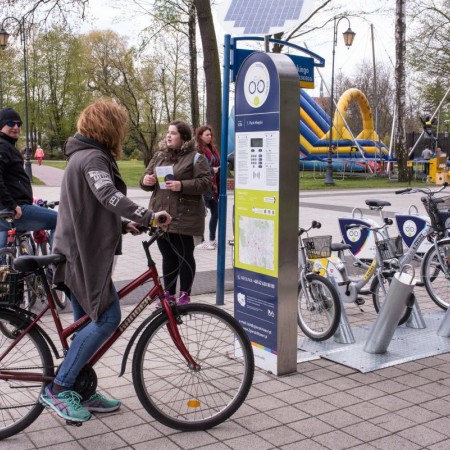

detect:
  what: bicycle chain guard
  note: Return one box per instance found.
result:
[73,365,97,401]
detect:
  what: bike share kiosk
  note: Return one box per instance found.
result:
[233,52,299,375]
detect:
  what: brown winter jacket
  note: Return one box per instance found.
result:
[53,135,154,321]
[140,140,211,236]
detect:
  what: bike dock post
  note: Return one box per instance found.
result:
[405,302,427,329]
[436,306,450,337]
[364,268,416,354]
[333,306,355,344]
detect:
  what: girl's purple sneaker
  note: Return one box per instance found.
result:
[177,291,191,305]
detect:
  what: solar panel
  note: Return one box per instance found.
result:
[220,0,313,35]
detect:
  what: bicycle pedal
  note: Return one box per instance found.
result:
[66,420,83,427]
[358,289,371,296]
[355,298,365,306]
[416,281,424,287]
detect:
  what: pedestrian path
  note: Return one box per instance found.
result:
[18,167,450,449]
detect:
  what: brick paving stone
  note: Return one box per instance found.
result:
[206,421,250,441]
[392,373,431,388]
[416,367,449,381]
[265,405,308,424]
[343,402,388,420]
[369,412,417,432]
[236,412,281,433]
[224,433,273,450]
[428,438,450,449]
[321,391,362,408]
[370,379,409,395]
[295,398,337,416]
[323,375,362,390]
[256,379,292,394]
[397,423,447,447]
[39,442,85,450]
[77,431,127,449]
[370,434,422,449]
[288,416,335,438]
[393,387,435,404]
[170,431,219,449]
[373,366,407,379]
[303,367,341,382]
[425,417,450,436]
[133,437,182,450]
[299,382,338,397]
[114,423,163,445]
[369,395,413,412]
[273,388,314,404]
[343,420,391,442]
[281,372,316,388]
[258,425,307,446]
[420,382,450,396]
[246,395,287,411]
[313,429,363,449]
[27,427,74,447]
[280,438,329,450]
[196,443,231,450]
[421,398,450,415]
[6,435,35,450]
[395,404,441,424]
[347,385,386,401]
[317,409,363,428]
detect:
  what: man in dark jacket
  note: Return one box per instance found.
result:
[0,107,57,251]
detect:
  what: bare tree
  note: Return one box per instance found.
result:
[395,0,407,181]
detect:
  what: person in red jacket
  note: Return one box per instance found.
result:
[34,145,44,165]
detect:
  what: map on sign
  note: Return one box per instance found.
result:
[217,0,315,36]
[238,216,274,270]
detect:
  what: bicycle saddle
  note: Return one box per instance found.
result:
[0,210,15,221]
[331,243,352,252]
[365,199,391,208]
[13,254,66,272]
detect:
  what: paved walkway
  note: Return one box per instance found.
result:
[7,165,450,449]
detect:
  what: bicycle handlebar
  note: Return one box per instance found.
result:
[299,220,321,236]
[395,182,447,197]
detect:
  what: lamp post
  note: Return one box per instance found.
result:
[0,17,32,180]
[325,16,356,185]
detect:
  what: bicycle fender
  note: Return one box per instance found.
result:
[119,308,164,377]
[0,306,61,359]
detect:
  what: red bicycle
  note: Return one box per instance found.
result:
[0,222,254,440]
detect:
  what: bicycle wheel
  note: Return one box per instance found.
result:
[297,273,341,341]
[132,303,254,431]
[371,275,412,326]
[0,309,54,440]
[421,239,450,310]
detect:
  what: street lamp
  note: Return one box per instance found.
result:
[0,17,32,180]
[325,16,356,185]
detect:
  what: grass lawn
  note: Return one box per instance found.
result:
[42,160,426,190]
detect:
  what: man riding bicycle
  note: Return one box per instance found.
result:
[0,107,57,258]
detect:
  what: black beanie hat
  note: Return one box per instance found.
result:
[0,108,22,130]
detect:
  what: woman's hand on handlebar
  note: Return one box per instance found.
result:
[125,221,143,235]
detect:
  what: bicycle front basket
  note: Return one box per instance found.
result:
[376,236,403,261]
[303,235,332,259]
[0,266,24,305]
[423,195,450,232]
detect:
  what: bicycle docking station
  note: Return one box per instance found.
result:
[364,267,416,354]
[233,51,300,376]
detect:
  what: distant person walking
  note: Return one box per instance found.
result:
[422,146,433,175]
[35,145,44,166]
[195,125,221,250]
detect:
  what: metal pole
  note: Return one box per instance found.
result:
[20,19,32,180]
[325,17,337,185]
[216,34,231,306]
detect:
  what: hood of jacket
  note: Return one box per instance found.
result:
[158,139,197,160]
[64,134,113,160]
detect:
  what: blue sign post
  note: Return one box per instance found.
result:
[234,52,299,375]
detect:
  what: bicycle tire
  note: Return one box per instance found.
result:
[421,239,450,310]
[297,273,341,341]
[371,275,412,326]
[132,303,254,431]
[19,239,39,311]
[0,309,54,440]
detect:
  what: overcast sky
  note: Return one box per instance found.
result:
[82,0,396,98]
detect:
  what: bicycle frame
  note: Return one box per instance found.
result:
[0,232,200,385]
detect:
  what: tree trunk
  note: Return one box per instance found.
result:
[194,0,222,150]
[188,2,200,130]
[395,0,407,181]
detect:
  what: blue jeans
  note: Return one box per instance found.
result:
[55,289,121,389]
[206,198,218,241]
[0,203,57,249]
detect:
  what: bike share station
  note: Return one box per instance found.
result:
[298,201,450,373]
[225,39,450,375]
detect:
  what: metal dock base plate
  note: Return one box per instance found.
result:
[297,311,450,373]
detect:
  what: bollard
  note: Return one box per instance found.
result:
[333,303,355,344]
[364,267,416,354]
[437,304,450,337]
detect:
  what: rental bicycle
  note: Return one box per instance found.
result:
[0,225,254,440]
[297,221,341,341]
[0,210,66,311]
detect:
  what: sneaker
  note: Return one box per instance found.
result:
[196,240,216,250]
[82,391,121,413]
[40,385,91,422]
[177,291,191,305]
[155,291,176,309]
